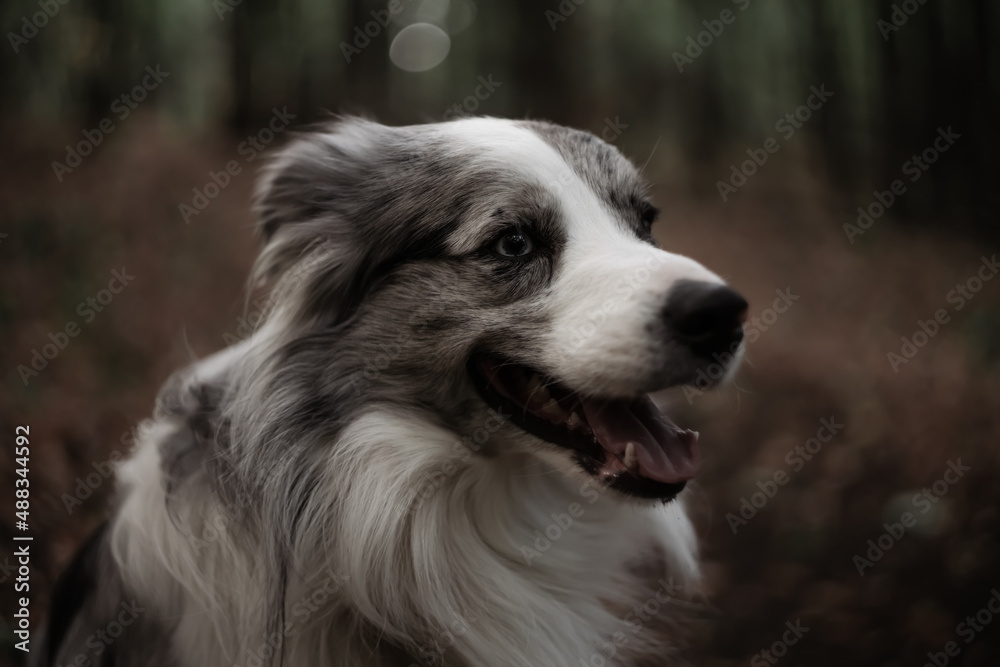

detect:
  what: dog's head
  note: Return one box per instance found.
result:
[253,117,745,502]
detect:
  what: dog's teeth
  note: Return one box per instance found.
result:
[528,375,551,401]
[566,412,583,430]
[542,399,565,419]
[623,442,639,471]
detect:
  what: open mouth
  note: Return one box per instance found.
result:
[468,357,700,500]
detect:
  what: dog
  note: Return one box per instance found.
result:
[38,116,747,667]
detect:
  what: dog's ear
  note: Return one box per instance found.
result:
[250,117,406,325]
[252,117,385,283]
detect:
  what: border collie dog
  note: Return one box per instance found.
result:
[41,117,746,667]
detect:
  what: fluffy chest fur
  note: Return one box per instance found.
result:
[108,405,700,667]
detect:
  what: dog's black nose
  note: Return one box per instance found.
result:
[664,280,748,357]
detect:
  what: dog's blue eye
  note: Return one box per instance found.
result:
[494,231,534,258]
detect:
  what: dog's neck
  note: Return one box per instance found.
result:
[284,408,701,666]
[113,404,701,667]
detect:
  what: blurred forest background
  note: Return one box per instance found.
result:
[1,0,999,665]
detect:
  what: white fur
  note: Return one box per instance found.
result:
[102,118,732,667]
[112,404,700,666]
[441,119,725,395]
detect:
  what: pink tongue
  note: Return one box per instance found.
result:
[579,397,700,484]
